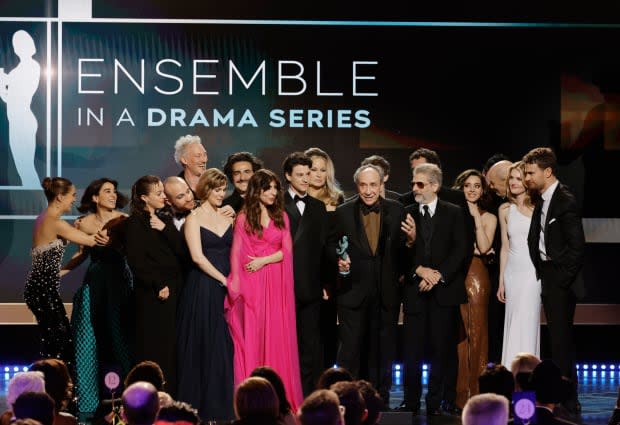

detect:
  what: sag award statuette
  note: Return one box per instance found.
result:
[336,235,350,276]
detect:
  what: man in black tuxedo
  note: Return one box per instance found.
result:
[222,151,263,213]
[331,164,410,404]
[523,147,585,414]
[283,152,329,396]
[400,163,469,416]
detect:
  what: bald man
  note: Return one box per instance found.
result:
[163,176,197,230]
[122,382,160,425]
[485,160,512,198]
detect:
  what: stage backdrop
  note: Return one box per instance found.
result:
[1,14,619,319]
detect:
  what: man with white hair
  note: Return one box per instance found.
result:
[1,371,46,425]
[461,393,509,425]
[174,135,207,194]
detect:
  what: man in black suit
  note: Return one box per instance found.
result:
[283,152,328,396]
[523,147,585,414]
[222,151,263,213]
[331,164,410,404]
[400,163,469,416]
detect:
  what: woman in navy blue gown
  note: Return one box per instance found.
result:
[176,168,235,421]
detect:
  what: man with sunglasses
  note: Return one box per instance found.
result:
[398,163,469,416]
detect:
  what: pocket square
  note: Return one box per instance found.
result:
[548,218,557,225]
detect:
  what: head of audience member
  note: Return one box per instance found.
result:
[124,361,166,392]
[155,401,200,425]
[130,175,165,216]
[408,148,442,171]
[453,168,492,212]
[244,169,285,237]
[510,352,541,392]
[283,152,312,197]
[530,359,570,407]
[478,363,515,404]
[13,419,43,425]
[13,392,55,425]
[482,153,511,177]
[298,390,343,425]
[41,177,76,214]
[223,152,264,197]
[412,163,441,205]
[163,176,196,214]
[317,367,354,390]
[353,164,383,207]
[354,380,383,425]
[122,382,160,425]
[522,147,558,195]
[330,381,367,425]
[234,377,280,423]
[29,359,73,414]
[6,371,46,409]
[304,147,343,209]
[174,135,207,178]
[78,177,128,214]
[485,160,513,198]
[250,366,292,417]
[196,168,228,208]
[461,393,509,425]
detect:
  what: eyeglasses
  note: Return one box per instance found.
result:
[411,181,429,189]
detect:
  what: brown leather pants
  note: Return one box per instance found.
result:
[456,256,491,408]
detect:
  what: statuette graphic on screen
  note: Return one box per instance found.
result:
[0,30,41,188]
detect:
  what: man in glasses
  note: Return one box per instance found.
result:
[398,163,469,416]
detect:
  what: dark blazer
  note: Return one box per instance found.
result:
[527,183,586,299]
[222,190,245,213]
[402,199,469,313]
[533,407,579,425]
[330,198,406,310]
[284,192,328,305]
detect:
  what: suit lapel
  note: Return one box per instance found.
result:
[353,202,373,256]
[284,193,301,240]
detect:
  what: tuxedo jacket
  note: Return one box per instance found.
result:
[284,192,329,305]
[330,198,407,310]
[402,199,469,313]
[222,190,244,213]
[527,183,586,299]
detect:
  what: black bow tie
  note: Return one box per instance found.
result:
[360,202,381,215]
[173,210,190,220]
[293,195,307,204]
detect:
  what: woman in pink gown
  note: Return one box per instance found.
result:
[225,169,303,411]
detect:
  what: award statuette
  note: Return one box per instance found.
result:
[336,235,350,276]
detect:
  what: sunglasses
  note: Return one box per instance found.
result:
[411,181,430,189]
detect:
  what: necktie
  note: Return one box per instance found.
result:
[293,195,307,204]
[422,205,432,240]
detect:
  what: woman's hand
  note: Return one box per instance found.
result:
[497,282,506,303]
[158,286,170,300]
[245,256,267,273]
[150,213,166,231]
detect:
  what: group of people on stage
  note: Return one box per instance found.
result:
[24,134,586,420]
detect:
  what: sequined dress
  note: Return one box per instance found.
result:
[24,239,74,367]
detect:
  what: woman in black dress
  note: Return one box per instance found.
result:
[125,175,186,396]
[176,168,235,421]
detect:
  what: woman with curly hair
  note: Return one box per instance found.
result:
[226,169,303,412]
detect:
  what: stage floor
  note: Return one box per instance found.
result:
[1,363,617,425]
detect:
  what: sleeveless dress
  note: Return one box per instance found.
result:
[71,245,133,414]
[24,239,74,367]
[177,226,235,422]
[501,204,541,366]
[226,213,303,412]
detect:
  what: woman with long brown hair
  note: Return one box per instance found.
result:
[125,175,187,396]
[452,169,497,407]
[226,169,303,412]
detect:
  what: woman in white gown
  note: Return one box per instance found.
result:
[497,161,541,366]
